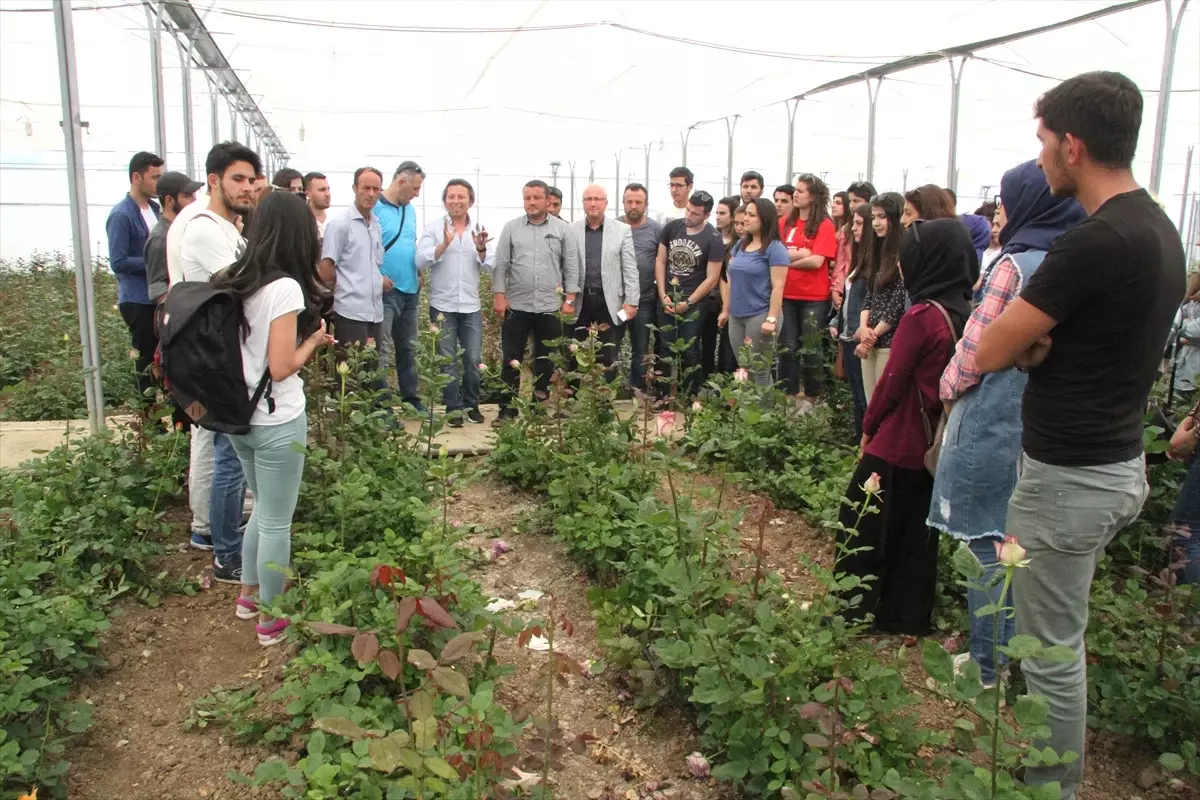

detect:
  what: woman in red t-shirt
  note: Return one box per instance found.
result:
[779,174,838,406]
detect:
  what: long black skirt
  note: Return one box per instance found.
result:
[835,452,938,636]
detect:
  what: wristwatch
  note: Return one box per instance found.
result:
[766,316,777,324]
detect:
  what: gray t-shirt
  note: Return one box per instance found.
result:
[619,215,662,304]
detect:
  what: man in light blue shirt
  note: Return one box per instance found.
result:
[416,178,493,427]
[319,166,385,363]
[375,160,425,411]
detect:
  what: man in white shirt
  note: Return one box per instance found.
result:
[172,141,260,585]
[658,166,693,223]
[304,171,331,243]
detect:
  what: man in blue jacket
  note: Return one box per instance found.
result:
[106,150,164,407]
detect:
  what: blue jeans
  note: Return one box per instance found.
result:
[210,431,246,564]
[230,413,307,604]
[966,536,1015,686]
[657,299,708,397]
[628,301,659,391]
[1008,453,1148,799]
[383,290,421,406]
[841,339,866,439]
[433,307,483,411]
[780,298,830,397]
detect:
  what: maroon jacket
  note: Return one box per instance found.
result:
[863,302,956,472]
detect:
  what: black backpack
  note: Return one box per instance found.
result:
[157,280,274,434]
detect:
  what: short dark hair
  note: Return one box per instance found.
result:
[129,151,163,181]
[669,166,694,185]
[272,167,303,189]
[945,188,958,203]
[688,190,714,215]
[302,171,326,190]
[739,171,764,190]
[353,166,383,186]
[773,184,795,200]
[442,178,475,203]
[525,179,549,196]
[204,142,260,180]
[718,195,741,216]
[1034,71,1142,169]
[846,181,877,202]
[393,160,424,179]
[973,201,996,221]
[623,182,648,198]
[546,185,563,201]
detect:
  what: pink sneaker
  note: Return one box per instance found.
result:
[235,596,258,621]
[255,617,289,647]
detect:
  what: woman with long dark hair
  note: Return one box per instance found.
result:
[902,184,957,228]
[856,192,906,402]
[836,218,977,635]
[702,196,740,377]
[211,191,333,646]
[780,174,838,407]
[830,203,873,438]
[719,197,790,386]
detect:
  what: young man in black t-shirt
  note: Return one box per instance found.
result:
[976,72,1186,798]
[654,190,724,398]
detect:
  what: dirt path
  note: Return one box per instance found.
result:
[67,547,287,800]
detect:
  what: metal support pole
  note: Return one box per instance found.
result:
[947,56,967,195]
[229,102,237,141]
[54,0,105,433]
[1179,145,1194,233]
[209,81,219,150]
[1149,0,1190,196]
[549,161,560,186]
[902,168,909,192]
[568,162,576,222]
[865,75,883,185]
[644,142,652,186]
[1186,192,1199,267]
[614,152,621,217]
[724,115,740,197]
[588,160,595,183]
[144,1,166,158]
[681,126,694,168]
[785,98,800,185]
[475,166,481,220]
[178,33,197,179]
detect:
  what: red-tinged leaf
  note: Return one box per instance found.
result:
[555,672,569,687]
[464,724,494,749]
[559,618,575,637]
[517,629,534,648]
[308,621,359,636]
[569,732,598,755]
[396,597,417,633]
[531,625,542,637]
[351,632,380,666]
[377,648,402,680]
[439,632,481,663]
[797,702,825,719]
[416,596,458,629]
[839,676,855,693]
[370,564,404,588]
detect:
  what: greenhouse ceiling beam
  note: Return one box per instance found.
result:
[781,0,1156,185]
[157,0,288,164]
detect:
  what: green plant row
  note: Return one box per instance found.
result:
[487,332,1093,798]
[0,424,189,797]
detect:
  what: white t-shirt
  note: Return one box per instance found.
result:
[139,204,158,235]
[167,198,207,287]
[658,206,687,224]
[178,210,244,283]
[241,276,306,427]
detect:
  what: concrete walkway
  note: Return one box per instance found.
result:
[1,401,665,467]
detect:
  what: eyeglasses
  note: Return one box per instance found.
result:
[669,181,689,189]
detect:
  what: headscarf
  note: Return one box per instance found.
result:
[999,160,1086,257]
[900,218,978,333]
[959,213,993,261]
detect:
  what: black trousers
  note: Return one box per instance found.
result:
[835,452,939,636]
[119,302,158,408]
[332,313,383,388]
[700,294,735,380]
[570,289,623,380]
[499,309,564,409]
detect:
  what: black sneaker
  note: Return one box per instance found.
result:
[448,413,465,428]
[466,408,485,424]
[213,556,243,585]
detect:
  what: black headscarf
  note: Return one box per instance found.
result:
[900,218,977,334]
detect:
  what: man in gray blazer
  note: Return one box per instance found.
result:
[567,184,639,378]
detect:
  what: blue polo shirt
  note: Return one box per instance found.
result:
[375,196,419,294]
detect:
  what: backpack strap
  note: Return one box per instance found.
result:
[249,369,275,416]
[384,204,407,252]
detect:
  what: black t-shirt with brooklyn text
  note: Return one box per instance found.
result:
[1020,189,1185,467]
[659,219,724,298]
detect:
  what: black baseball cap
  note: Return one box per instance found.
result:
[394,160,424,177]
[157,171,204,198]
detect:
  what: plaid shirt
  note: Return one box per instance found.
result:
[939,255,1020,402]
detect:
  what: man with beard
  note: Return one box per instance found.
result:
[616,183,662,391]
[304,171,331,243]
[170,141,261,584]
